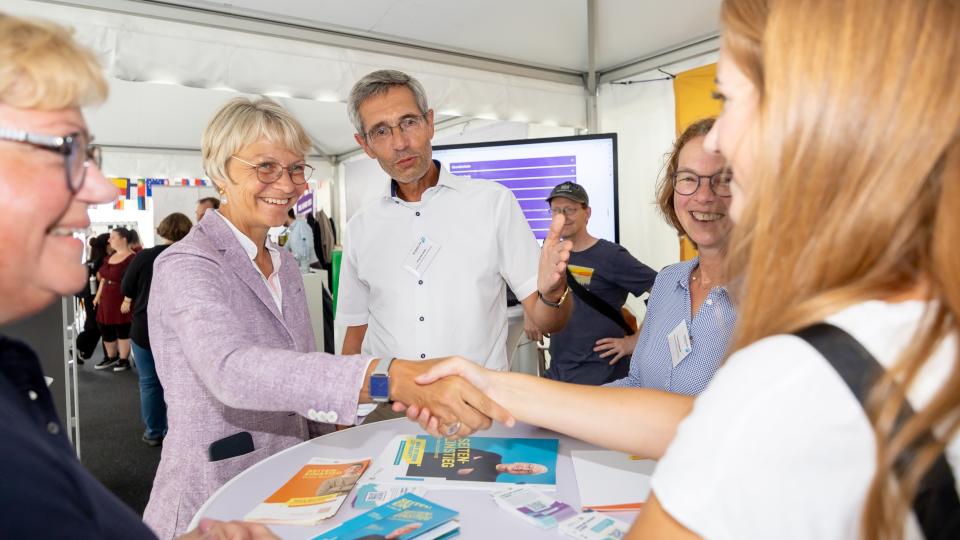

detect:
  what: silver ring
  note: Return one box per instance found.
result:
[444,420,462,436]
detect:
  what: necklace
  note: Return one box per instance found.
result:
[690,267,714,289]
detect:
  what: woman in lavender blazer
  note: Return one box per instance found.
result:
[143,97,507,539]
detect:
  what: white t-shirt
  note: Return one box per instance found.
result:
[652,300,959,539]
[337,164,540,371]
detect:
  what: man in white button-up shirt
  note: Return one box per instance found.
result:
[338,70,572,379]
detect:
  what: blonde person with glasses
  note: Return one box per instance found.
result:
[144,96,512,539]
[403,0,960,537]
[0,11,278,540]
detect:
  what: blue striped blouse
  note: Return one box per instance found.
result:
[605,257,736,396]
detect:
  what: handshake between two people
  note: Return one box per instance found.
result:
[387,357,510,439]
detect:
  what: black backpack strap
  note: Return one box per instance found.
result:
[565,269,634,335]
[794,323,960,540]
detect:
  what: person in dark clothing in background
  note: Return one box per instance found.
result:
[121,213,192,446]
[535,182,657,385]
[75,233,109,363]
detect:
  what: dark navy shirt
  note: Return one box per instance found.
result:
[546,239,657,384]
[0,336,156,539]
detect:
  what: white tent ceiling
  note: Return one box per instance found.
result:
[6,0,721,160]
[157,0,721,74]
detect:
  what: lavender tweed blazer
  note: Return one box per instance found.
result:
[142,211,372,539]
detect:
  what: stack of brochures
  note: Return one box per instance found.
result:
[492,486,578,529]
[558,513,631,540]
[314,493,460,540]
[244,457,370,525]
[352,484,427,510]
[363,434,559,491]
[491,486,632,539]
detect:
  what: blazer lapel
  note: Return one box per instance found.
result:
[202,213,287,328]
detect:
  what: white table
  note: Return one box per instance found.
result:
[191,419,638,539]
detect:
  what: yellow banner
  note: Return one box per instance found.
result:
[673,63,720,260]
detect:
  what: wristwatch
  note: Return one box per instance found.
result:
[369,357,395,403]
[538,286,570,308]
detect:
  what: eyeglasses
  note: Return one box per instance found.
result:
[230,155,313,185]
[672,170,733,197]
[0,127,101,193]
[550,206,583,217]
[363,114,427,145]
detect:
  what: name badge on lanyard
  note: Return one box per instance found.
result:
[402,235,441,278]
[667,319,693,367]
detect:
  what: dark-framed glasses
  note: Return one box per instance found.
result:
[364,114,427,145]
[0,127,101,193]
[231,155,313,185]
[672,170,733,197]
[550,206,582,217]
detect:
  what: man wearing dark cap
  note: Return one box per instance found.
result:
[536,182,657,384]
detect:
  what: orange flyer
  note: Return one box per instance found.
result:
[245,458,371,525]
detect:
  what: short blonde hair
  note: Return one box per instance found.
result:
[201,97,313,185]
[0,12,107,109]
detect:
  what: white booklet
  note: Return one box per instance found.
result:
[570,450,655,511]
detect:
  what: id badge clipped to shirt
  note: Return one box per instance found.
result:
[667,319,693,367]
[401,235,440,278]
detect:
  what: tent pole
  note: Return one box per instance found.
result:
[585,0,599,134]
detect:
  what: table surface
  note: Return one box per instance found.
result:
[191,419,638,539]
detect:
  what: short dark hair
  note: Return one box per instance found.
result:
[197,197,220,209]
[157,212,193,242]
[287,208,295,219]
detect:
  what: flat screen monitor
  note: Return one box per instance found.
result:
[433,133,619,244]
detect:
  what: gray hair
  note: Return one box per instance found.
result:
[201,96,313,186]
[347,70,429,135]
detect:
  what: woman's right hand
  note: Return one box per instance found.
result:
[392,357,502,433]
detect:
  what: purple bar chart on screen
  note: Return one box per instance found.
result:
[434,134,619,244]
[449,156,577,240]
[296,191,314,216]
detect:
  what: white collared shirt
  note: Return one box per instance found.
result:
[215,210,283,311]
[337,163,540,371]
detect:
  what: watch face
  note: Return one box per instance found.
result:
[370,374,389,402]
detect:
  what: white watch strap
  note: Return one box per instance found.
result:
[373,356,395,376]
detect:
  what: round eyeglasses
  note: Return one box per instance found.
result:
[0,128,101,193]
[671,170,733,197]
[231,156,313,185]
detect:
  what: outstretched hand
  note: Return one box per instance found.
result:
[537,213,573,300]
[392,357,515,437]
[389,358,514,439]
